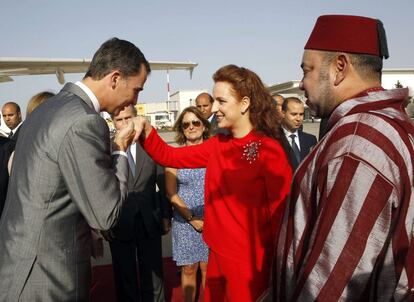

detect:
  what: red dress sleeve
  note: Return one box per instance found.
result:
[141,128,217,168]
[262,140,292,234]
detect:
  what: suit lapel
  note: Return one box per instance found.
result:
[133,144,145,185]
[62,83,95,110]
[280,134,298,170]
[298,132,305,160]
[298,132,309,160]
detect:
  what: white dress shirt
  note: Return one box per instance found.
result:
[282,126,301,150]
[75,81,101,113]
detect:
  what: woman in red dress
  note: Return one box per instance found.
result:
[135,65,292,301]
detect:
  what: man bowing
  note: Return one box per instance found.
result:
[0,37,150,301]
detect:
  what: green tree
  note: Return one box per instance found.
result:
[395,80,403,88]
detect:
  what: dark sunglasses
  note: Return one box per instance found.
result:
[182,120,202,129]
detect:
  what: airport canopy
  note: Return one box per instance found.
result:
[268,80,303,97]
[0,57,198,84]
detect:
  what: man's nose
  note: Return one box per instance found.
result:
[299,80,304,90]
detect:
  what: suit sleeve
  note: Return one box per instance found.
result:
[58,115,129,230]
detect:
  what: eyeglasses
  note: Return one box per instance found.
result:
[182,120,202,129]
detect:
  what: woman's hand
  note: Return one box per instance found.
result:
[189,217,204,233]
[112,119,135,151]
[131,116,153,142]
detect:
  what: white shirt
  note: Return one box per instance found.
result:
[127,143,136,176]
[75,81,101,113]
[282,126,301,150]
[128,143,136,164]
[10,122,23,135]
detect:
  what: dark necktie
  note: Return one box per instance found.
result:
[290,134,301,163]
[8,131,13,139]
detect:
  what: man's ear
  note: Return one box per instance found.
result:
[333,53,350,86]
[240,96,250,114]
[109,70,122,89]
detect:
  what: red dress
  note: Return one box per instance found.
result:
[142,129,292,301]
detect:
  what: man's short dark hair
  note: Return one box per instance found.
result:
[282,97,303,111]
[85,37,151,80]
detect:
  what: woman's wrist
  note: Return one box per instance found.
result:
[185,211,194,222]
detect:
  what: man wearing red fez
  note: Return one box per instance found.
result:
[275,15,414,301]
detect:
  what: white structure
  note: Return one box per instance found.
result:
[381,68,414,95]
[146,111,175,129]
[139,89,209,129]
[169,89,208,115]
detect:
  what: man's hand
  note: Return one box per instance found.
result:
[113,120,135,151]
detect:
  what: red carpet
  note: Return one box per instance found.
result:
[90,257,204,302]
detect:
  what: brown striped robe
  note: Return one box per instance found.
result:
[275,88,414,301]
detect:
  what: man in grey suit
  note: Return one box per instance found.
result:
[104,105,172,302]
[0,38,150,301]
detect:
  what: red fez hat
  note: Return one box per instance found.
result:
[305,15,389,59]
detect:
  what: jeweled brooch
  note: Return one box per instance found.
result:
[241,140,261,164]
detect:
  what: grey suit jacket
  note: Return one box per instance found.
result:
[0,83,129,301]
[113,143,171,241]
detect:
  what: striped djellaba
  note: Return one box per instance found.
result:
[275,88,414,301]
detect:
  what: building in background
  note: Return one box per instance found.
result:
[139,89,208,129]
[168,89,207,118]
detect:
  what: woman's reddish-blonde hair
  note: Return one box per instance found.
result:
[212,64,283,140]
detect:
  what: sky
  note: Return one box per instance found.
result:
[0,0,413,115]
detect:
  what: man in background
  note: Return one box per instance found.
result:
[276,15,414,300]
[2,102,22,140]
[0,119,13,216]
[0,102,23,217]
[281,97,317,170]
[104,105,171,302]
[195,92,225,135]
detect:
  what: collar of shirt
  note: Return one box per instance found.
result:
[11,122,23,134]
[327,87,409,134]
[75,81,101,113]
[208,114,214,122]
[282,126,300,149]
